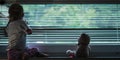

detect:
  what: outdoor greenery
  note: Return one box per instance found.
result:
[0,4,119,28]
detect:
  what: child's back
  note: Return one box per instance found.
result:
[76,44,90,57]
[6,20,30,51]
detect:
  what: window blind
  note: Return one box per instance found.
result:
[0,4,120,45]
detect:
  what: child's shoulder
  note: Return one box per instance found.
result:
[10,20,26,25]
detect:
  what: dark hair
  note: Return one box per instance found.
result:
[78,33,90,45]
[8,3,24,21]
[0,0,6,5]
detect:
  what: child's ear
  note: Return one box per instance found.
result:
[21,12,24,17]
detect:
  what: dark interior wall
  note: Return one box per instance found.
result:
[8,0,120,4]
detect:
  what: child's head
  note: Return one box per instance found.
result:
[78,33,90,45]
[8,3,24,21]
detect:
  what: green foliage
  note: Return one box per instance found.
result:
[0,4,120,28]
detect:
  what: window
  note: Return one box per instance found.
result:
[0,4,120,45]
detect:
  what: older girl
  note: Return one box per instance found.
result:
[6,3,32,60]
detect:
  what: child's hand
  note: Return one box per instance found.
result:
[26,29,32,34]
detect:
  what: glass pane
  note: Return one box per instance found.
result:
[0,4,120,45]
[22,4,119,28]
[0,4,119,28]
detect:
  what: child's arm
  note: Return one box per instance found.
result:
[21,20,32,34]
